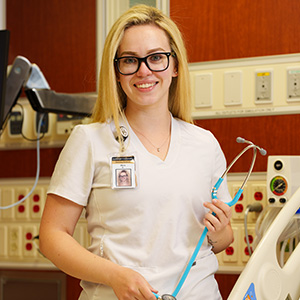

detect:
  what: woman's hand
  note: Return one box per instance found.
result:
[203,199,234,253]
[111,266,158,300]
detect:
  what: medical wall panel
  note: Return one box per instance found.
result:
[6,0,97,93]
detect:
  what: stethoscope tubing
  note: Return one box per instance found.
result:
[154,139,266,300]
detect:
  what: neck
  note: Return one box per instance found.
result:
[125,106,172,160]
[125,105,170,133]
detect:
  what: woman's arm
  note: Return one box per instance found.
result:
[39,194,157,300]
[203,199,234,254]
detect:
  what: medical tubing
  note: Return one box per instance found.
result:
[218,145,257,192]
[172,227,209,297]
[171,188,243,298]
[154,138,265,299]
[220,144,254,179]
[171,148,257,297]
[241,148,257,190]
[211,178,224,200]
[244,207,253,256]
[0,114,44,210]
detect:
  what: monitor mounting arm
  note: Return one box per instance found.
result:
[7,56,96,117]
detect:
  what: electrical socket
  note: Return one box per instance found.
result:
[7,99,34,140]
[287,68,300,101]
[29,186,46,219]
[1,187,15,220]
[241,225,256,263]
[34,112,57,139]
[248,182,267,223]
[23,225,38,258]
[0,179,90,265]
[231,183,249,220]
[222,226,239,263]
[15,186,30,220]
[255,70,273,103]
[0,225,7,257]
[8,225,22,257]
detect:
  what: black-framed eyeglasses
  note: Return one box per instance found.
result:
[114,52,173,75]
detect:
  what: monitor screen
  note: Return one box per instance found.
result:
[0,29,10,132]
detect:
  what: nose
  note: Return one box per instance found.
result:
[136,61,152,76]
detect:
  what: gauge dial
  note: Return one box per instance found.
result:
[270,176,288,196]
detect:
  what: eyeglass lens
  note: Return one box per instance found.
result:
[117,53,170,75]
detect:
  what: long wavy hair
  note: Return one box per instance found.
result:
[91,4,192,140]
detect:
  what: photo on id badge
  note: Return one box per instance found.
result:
[111,156,136,189]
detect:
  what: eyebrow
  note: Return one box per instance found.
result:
[119,48,168,57]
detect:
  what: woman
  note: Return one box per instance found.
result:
[39,5,233,300]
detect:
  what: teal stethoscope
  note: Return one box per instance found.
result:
[153,137,267,300]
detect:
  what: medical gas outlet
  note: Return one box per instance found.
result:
[255,70,273,103]
[267,156,300,207]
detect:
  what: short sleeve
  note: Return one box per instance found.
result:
[47,125,94,206]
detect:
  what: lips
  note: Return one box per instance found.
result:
[134,82,158,89]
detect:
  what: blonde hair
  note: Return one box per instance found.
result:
[91,5,192,135]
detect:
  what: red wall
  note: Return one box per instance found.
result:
[170,0,300,63]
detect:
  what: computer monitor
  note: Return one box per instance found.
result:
[0,29,10,132]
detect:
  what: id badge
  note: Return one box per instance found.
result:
[111,155,136,189]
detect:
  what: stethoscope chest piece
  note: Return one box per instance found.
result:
[161,295,177,300]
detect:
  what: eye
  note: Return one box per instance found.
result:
[149,53,164,63]
[122,57,138,65]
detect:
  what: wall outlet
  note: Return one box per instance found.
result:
[231,183,249,220]
[255,70,273,103]
[241,226,255,263]
[287,68,300,101]
[222,226,239,263]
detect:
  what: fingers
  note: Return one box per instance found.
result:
[139,286,158,300]
[203,199,232,232]
[112,266,157,300]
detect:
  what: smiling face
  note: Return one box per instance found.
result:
[117,24,178,111]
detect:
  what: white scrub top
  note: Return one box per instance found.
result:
[48,115,231,300]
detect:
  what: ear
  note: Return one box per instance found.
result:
[172,67,178,78]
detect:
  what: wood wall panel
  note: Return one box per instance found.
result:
[215,273,240,299]
[195,114,300,172]
[0,148,61,178]
[170,0,300,63]
[6,0,96,93]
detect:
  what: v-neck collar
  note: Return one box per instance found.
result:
[124,114,180,164]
